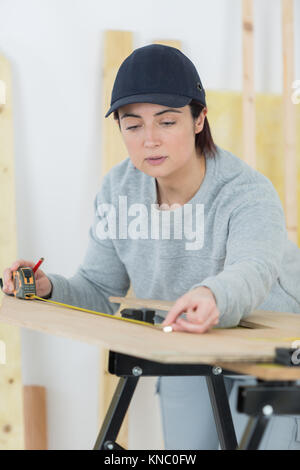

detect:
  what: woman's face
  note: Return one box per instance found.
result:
[117,102,206,178]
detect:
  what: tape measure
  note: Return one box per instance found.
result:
[1,269,298,343]
[13,267,36,299]
[31,295,169,330]
[0,267,36,299]
[0,269,169,330]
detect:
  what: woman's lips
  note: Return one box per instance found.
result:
[146,156,167,166]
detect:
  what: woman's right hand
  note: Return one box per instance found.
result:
[2,259,52,298]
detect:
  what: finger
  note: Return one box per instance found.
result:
[3,268,13,284]
[162,297,189,325]
[171,308,219,332]
[186,308,204,323]
[168,321,186,332]
[33,268,45,280]
[35,276,48,290]
[175,312,219,334]
[174,318,211,334]
[3,260,34,292]
[3,268,14,292]
[184,312,201,325]
[187,302,214,324]
[162,291,218,326]
[11,259,34,271]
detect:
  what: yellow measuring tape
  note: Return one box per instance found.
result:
[25,295,300,341]
[30,294,168,331]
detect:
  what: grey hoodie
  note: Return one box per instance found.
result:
[46,145,300,327]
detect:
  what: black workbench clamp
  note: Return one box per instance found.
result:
[120,308,155,324]
[275,347,300,367]
[237,380,300,449]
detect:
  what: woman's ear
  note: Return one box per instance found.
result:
[195,108,207,134]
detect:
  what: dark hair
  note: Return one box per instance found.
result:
[188,100,217,158]
[113,100,217,158]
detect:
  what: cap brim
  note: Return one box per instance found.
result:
[105,94,192,118]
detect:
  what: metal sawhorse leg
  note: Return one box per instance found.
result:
[94,352,300,450]
[94,376,139,450]
[238,380,300,450]
[93,351,239,450]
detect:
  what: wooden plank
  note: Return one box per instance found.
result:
[242,0,256,168]
[23,386,47,450]
[282,0,298,243]
[109,297,300,332]
[218,362,300,381]
[153,40,181,49]
[102,30,133,176]
[202,89,300,244]
[0,53,24,450]
[109,296,174,313]
[1,296,300,369]
[239,309,300,332]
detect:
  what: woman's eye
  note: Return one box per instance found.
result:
[126,122,175,131]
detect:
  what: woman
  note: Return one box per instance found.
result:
[3,44,300,449]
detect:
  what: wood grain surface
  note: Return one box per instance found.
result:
[1,295,300,380]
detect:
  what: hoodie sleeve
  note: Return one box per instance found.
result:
[190,188,287,327]
[46,178,130,315]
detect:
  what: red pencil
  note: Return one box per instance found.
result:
[33,257,44,273]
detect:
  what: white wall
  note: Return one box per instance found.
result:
[0,0,299,449]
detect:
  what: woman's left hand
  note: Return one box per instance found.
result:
[162,286,220,333]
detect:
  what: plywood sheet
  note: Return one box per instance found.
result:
[0,53,24,450]
[219,362,300,381]
[0,296,299,364]
[205,90,300,246]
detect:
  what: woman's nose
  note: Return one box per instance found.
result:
[143,126,161,146]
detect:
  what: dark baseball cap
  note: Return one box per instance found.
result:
[105,44,206,118]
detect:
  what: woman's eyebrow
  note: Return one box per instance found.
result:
[120,109,182,120]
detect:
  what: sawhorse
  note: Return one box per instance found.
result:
[93,351,300,450]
